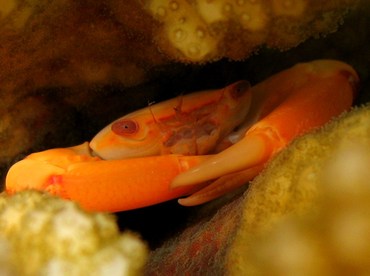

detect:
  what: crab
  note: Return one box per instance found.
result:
[5,60,358,212]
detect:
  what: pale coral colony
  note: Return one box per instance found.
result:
[146,0,331,61]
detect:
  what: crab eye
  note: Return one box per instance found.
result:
[111,119,139,136]
[230,80,250,99]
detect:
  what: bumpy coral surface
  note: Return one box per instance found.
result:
[229,104,370,274]
[0,191,148,275]
[147,104,370,274]
[243,143,370,275]
[146,0,359,61]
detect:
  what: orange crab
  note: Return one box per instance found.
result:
[6,60,358,212]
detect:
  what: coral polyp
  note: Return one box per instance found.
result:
[147,0,219,61]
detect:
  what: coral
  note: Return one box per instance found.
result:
[0,95,80,169]
[238,106,370,274]
[0,190,148,275]
[147,104,370,274]
[146,0,359,61]
[0,0,357,103]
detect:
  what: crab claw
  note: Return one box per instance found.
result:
[6,143,209,212]
[172,60,359,206]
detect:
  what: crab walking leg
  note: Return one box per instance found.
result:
[6,143,209,212]
[172,60,359,204]
[178,165,264,206]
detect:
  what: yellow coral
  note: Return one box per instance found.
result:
[0,191,148,275]
[145,0,359,61]
[229,104,370,274]
[196,0,269,31]
[242,139,370,274]
[147,0,219,61]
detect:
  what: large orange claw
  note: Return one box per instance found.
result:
[6,143,209,212]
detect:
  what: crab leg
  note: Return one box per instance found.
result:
[172,60,359,206]
[6,143,209,212]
